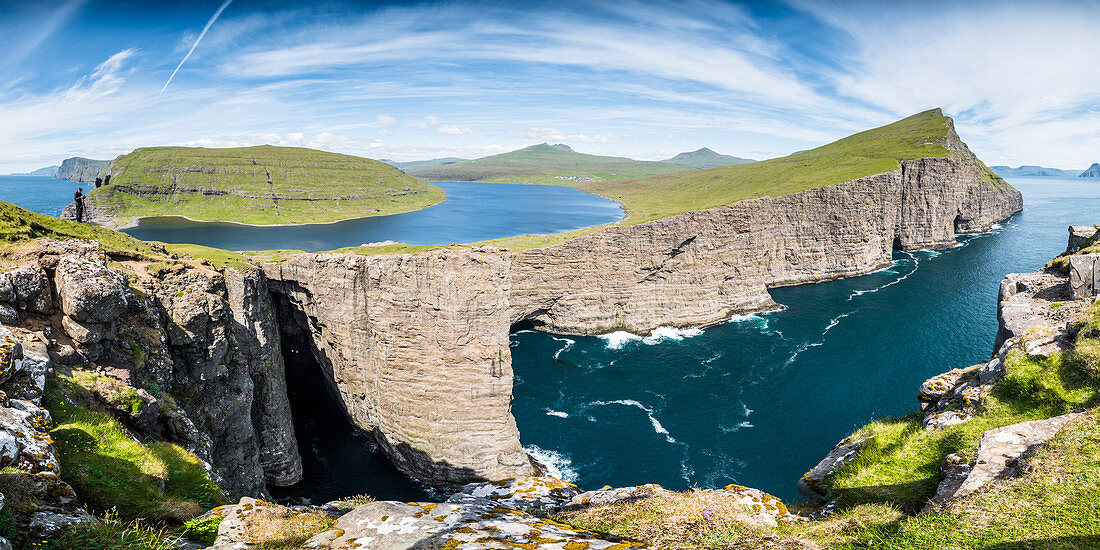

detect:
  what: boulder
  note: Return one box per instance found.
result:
[7,265,52,313]
[1067,225,1097,254]
[1069,254,1100,300]
[927,413,1082,508]
[302,494,638,550]
[561,484,670,512]
[0,273,14,303]
[60,316,117,345]
[718,484,804,528]
[55,255,130,323]
[797,436,868,506]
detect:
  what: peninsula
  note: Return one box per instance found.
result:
[66,145,444,227]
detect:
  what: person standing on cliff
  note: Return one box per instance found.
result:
[73,187,86,223]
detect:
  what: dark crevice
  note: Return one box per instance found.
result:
[267,291,431,504]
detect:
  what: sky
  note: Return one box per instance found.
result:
[1,0,1098,173]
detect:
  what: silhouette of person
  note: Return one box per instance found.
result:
[74,187,86,223]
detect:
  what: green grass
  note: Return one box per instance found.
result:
[0,200,167,260]
[46,376,224,525]
[579,109,976,223]
[35,512,181,550]
[160,242,253,270]
[410,143,693,185]
[90,145,445,226]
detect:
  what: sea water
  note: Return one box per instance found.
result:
[510,176,1100,502]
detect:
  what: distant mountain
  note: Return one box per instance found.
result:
[409,143,693,185]
[9,165,60,177]
[990,165,1080,177]
[55,157,112,183]
[381,157,470,172]
[1079,163,1100,178]
[661,147,754,169]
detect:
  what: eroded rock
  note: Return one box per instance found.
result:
[797,436,868,506]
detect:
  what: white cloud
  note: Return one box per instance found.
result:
[376,114,396,126]
[437,125,473,136]
[377,128,393,136]
[523,127,615,144]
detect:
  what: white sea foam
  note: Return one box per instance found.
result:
[545,409,570,418]
[588,399,676,443]
[725,312,761,323]
[785,311,854,366]
[848,253,919,301]
[599,326,703,349]
[524,444,579,482]
[719,421,754,433]
[551,336,575,360]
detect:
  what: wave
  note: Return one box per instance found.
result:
[551,336,575,360]
[847,252,919,301]
[524,444,579,483]
[586,399,676,444]
[545,409,569,418]
[599,326,704,350]
[784,311,854,366]
[719,421,754,433]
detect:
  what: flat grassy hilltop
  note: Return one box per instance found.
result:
[409,143,693,184]
[580,109,990,223]
[89,145,444,226]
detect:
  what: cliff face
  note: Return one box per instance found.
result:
[262,132,1021,487]
[263,251,534,489]
[54,157,110,183]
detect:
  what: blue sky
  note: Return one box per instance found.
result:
[1,0,1098,173]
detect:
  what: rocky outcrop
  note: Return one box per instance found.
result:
[1079,162,1100,177]
[927,413,1082,509]
[796,436,868,506]
[0,239,301,499]
[1066,225,1097,253]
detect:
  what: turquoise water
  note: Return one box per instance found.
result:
[511,176,1100,502]
[0,175,82,217]
[120,181,624,252]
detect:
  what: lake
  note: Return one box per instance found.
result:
[119,181,625,252]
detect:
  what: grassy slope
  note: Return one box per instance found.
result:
[580,109,962,224]
[384,157,469,172]
[91,145,444,226]
[410,143,693,185]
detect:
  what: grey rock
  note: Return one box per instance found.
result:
[457,476,580,512]
[0,273,12,303]
[61,315,116,345]
[925,453,973,511]
[561,483,670,512]
[1069,253,1100,300]
[55,254,129,323]
[8,265,52,313]
[302,496,636,550]
[797,436,869,506]
[1067,225,1097,253]
[931,413,1082,506]
[0,325,22,387]
[0,304,18,325]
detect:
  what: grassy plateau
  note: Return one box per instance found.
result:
[89,145,444,226]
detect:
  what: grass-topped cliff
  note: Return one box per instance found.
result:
[409,143,692,184]
[86,145,444,226]
[579,109,1005,223]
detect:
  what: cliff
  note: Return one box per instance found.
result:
[55,157,111,183]
[1080,162,1100,177]
[260,120,1020,489]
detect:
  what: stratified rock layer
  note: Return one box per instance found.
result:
[263,131,1021,488]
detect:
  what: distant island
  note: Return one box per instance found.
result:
[661,147,755,169]
[408,143,693,185]
[989,165,1081,177]
[1080,163,1100,178]
[8,165,60,177]
[69,145,444,226]
[381,157,469,172]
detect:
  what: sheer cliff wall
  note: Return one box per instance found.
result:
[261,152,1022,489]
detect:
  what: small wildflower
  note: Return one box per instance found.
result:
[702,508,714,521]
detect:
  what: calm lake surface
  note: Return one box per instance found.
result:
[511,176,1100,501]
[120,181,624,251]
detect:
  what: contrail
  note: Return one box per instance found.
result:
[156,0,234,101]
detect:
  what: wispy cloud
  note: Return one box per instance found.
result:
[157,0,234,101]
